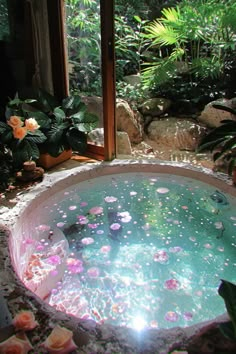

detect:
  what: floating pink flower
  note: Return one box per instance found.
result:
[153,250,169,264]
[110,223,121,231]
[119,211,132,223]
[81,237,94,245]
[165,311,178,322]
[204,243,212,249]
[24,238,35,245]
[169,246,182,253]
[67,258,83,274]
[156,187,169,194]
[100,245,111,253]
[183,312,193,321]
[36,224,50,231]
[36,244,44,251]
[89,206,103,215]
[87,267,100,278]
[80,201,88,207]
[68,205,77,210]
[88,223,98,229]
[164,279,180,290]
[47,255,61,265]
[57,222,65,228]
[77,215,89,224]
[104,196,117,203]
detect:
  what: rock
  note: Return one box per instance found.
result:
[198,98,236,128]
[138,97,171,116]
[88,128,104,146]
[82,96,103,127]
[88,128,132,155]
[116,131,132,155]
[116,99,143,143]
[123,74,141,87]
[147,117,206,151]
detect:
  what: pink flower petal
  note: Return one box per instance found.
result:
[110,223,121,231]
[165,311,178,322]
[104,196,118,203]
[87,267,100,278]
[81,237,94,245]
[89,206,103,215]
[164,279,180,290]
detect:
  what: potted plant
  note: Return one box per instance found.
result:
[0,90,99,171]
[0,96,47,169]
[33,90,99,160]
[197,103,236,184]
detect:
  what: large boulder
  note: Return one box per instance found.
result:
[116,99,143,143]
[198,98,236,128]
[88,128,132,155]
[147,117,206,151]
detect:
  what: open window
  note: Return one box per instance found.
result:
[47,0,116,161]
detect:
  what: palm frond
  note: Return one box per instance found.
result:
[144,21,180,46]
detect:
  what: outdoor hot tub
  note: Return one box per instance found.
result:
[2,160,236,353]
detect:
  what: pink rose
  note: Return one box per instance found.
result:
[13,310,38,331]
[43,326,77,354]
[7,116,23,129]
[0,334,33,354]
[12,127,27,140]
[25,118,40,132]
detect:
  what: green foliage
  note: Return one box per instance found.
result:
[115,15,148,79]
[0,0,9,40]
[35,90,99,157]
[0,90,99,181]
[65,0,102,94]
[142,0,236,90]
[197,103,236,175]
[116,81,149,108]
[0,96,47,168]
[218,280,236,339]
[0,144,13,190]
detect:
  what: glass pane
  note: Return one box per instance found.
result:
[65,0,104,149]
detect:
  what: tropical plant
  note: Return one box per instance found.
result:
[218,279,236,340]
[142,0,236,90]
[197,103,236,175]
[65,0,102,94]
[116,81,149,108]
[0,90,99,170]
[30,90,99,157]
[115,15,148,80]
[0,96,47,168]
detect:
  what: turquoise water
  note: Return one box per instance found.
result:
[22,173,236,329]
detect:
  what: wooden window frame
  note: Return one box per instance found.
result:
[47,0,116,161]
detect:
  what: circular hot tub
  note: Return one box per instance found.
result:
[4,160,236,353]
